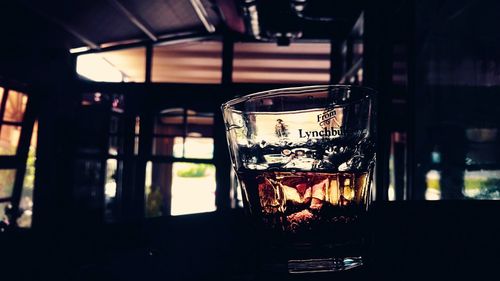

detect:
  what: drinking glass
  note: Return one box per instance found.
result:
[222,85,376,273]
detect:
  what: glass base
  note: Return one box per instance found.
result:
[287,257,363,274]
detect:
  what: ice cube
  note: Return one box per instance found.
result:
[310,198,323,210]
[295,183,308,195]
[303,186,312,205]
[311,178,327,198]
[258,178,284,213]
[338,162,349,171]
[327,176,340,205]
[287,209,316,233]
[281,183,303,204]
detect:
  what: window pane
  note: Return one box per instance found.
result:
[73,160,103,211]
[152,41,222,83]
[135,116,140,135]
[152,137,180,156]
[77,47,146,82]
[145,162,169,217]
[187,111,213,138]
[109,135,124,156]
[145,162,216,217]
[19,121,38,228]
[105,159,122,222]
[4,90,28,122]
[1,202,11,224]
[184,137,213,159]
[134,136,139,155]
[0,125,21,155]
[153,109,214,158]
[463,170,500,200]
[425,170,441,200]
[154,108,185,135]
[171,163,216,216]
[233,42,331,83]
[0,169,17,199]
[0,87,4,106]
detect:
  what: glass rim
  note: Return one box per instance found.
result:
[221,84,377,110]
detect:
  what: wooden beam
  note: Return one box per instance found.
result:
[107,0,158,42]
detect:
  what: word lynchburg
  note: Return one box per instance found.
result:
[298,127,350,138]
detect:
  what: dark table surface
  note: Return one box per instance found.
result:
[1,201,499,281]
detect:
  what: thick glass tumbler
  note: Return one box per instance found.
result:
[222,85,376,273]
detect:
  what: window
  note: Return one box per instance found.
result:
[0,169,17,199]
[76,47,146,82]
[0,89,27,155]
[463,170,500,199]
[153,108,214,158]
[18,121,38,227]
[232,42,331,83]
[146,108,216,217]
[152,41,223,83]
[0,202,10,224]
[0,125,21,155]
[75,92,129,222]
[0,86,36,227]
[4,90,28,122]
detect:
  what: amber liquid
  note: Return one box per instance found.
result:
[237,171,371,260]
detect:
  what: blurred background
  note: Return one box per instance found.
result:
[0,0,499,280]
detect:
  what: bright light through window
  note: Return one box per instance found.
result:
[76,47,146,82]
[171,163,216,216]
[425,170,441,200]
[77,54,124,82]
[172,137,214,159]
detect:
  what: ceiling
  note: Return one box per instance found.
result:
[2,0,363,51]
[18,0,221,49]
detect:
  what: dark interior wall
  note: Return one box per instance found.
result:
[0,3,74,84]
